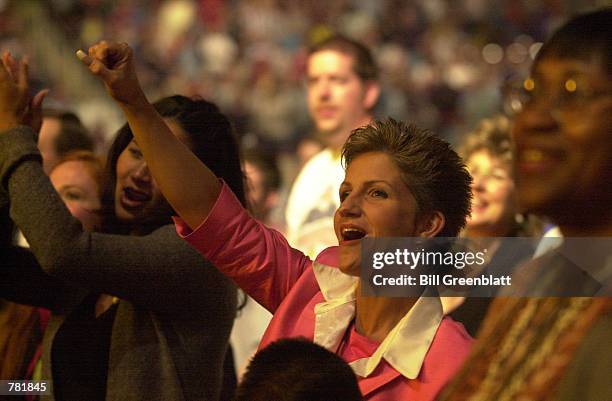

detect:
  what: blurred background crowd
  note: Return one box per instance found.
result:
[0,0,606,222]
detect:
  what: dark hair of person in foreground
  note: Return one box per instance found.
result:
[234,338,362,401]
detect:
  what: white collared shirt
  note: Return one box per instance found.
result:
[311,261,445,379]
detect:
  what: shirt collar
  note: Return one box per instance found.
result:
[312,261,443,379]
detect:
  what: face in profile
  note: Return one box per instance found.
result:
[333,151,422,276]
[513,56,612,222]
[466,149,516,235]
[50,160,102,231]
[306,50,375,139]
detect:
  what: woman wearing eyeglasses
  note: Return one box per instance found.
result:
[441,8,612,401]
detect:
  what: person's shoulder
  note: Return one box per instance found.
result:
[554,310,612,401]
[433,316,474,355]
[314,246,339,267]
[439,316,473,339]
[287,148,337,201]
[420,316,474,382]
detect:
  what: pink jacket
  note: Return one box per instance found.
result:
[176,182,472,400]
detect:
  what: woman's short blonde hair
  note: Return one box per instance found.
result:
[460,115,513,167]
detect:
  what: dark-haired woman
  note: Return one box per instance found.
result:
[0,89,240,400]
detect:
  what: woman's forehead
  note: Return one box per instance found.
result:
[346,152,399,174]
[468,149,510,167]
[343,152,408,188]
[533,55,608,80]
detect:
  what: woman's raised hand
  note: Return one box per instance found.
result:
[80,41,220,230]
[77,41,147,108]
[0,51,47,132]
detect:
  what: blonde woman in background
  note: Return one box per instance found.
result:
[449,115,541,336]
[1,150,103,391]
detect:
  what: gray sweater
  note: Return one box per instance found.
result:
[0,126,237,401]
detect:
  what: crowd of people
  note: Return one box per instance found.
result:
[2,1,592,147]
[50,0,572,144]
[1,3,610,401]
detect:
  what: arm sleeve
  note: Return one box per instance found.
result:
[175,182,312,312]
[1,245,86,311]
[0,127,235,315]
[1,187,83,312]
[554,314,612,401]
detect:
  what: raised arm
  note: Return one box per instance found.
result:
[0,53,234,315]
[77,42,218,230]
[0,127,233,314]
[75,42,313,311]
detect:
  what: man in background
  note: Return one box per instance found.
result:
[285,35,380,257]
[38,109,93,174]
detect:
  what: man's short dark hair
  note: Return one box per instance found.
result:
[342,119,472,237]
[43,109,94,157]
[234,338,362,401]
[309,34,378,82]
[535,8,611,75]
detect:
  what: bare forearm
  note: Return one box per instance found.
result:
[120,100,221,229]
[77,41,221,228]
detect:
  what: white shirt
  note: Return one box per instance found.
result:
[285,148,344,258]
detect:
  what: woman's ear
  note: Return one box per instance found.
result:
[417,211,446,238]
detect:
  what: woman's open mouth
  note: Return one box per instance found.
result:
[121,187,152,208]
[472,200,489,214]
[341,227,367,243]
